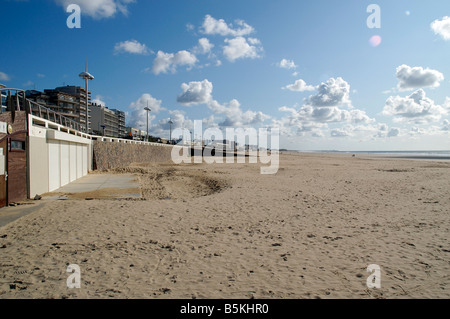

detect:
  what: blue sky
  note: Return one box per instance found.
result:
[1,0,449,151]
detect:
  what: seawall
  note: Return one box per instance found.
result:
[93,140,174,170]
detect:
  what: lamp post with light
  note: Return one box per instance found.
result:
[168,119,173,144]
[79,66,94,134]
[144,102,151,142]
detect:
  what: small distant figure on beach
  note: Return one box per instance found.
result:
[352,154,356,158]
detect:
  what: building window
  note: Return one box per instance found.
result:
[9,140,26,152]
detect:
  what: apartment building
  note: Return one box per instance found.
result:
[110,108,126,138]
[0,84,6,111]
[90,103,120,137]
[26,85,91,132]
[53,86,91,132]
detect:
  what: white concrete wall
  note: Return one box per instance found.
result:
[28,114,172,196]
[28,115,93,195]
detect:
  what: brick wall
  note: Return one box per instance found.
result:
[93,141,174,170]
[0,111,27,140]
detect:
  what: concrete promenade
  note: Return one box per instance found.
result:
[0,173,140,228]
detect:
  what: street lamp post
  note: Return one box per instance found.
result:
[79,65,94,134]
[144,102,151,142]
[168,119,173,144]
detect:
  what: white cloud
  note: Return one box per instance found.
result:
[0,71,11,82]
[23,80,34,87]
[431,16,450,40]
[114,40,151,55]
[299,105,372,124]
[55,0,135,19]
[383,89,448,123]
[331,128,352,137]
[174,78,270,127]
[223,37,263,62]
[279,105,373,133]
[126,93,164,129]
[151,50,197,75]
[92,95,106,106]
[186,23,195,32]
[194,38,214,54]
[208,99,270,127]
[177,79,213,106]
[157,110,194,132]
[443,119,450,131]
[200,14,254,37]
[444,97,450,111]
[409,126,429,136]
[283,79,315,92]
[387,128,400,137]
[349,109,375,124]
[396,64,444,91]
[307,77,352,108]
[278,59,297,70]
[276,77,377,139]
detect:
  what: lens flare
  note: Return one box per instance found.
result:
[369,35,382,47]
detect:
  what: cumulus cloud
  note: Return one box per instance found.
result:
[92,95,106,106]
[331,128,352,137]
[177,79,213,106]
[383,89,448,123]
[283,79,315,92]
[300,105,373,124]
[208,99,270,127]
[23,80,35,87]
[444,97,450,111]
[114,40,151,55]
[387,128,400,137]
[223,37,263,62]
[126,93,164,129]
[279,105,373,132]
[307,77,352,108]
[55,0,135,19]
[277,77,378,139]
[278,59,297,70]
[194,38,214,54]
[431,16,450,40]
[151,50,197,75]
[200,14,255,37]
[281,77,373,125]
[443,119,450,131]
[0,71,11,82]
[195,15,263,64]
[396,64,444,91]
[175,79,270,127]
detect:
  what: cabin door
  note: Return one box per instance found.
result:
[0,138,7,208]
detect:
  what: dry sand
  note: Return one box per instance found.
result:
[0,153,449,299]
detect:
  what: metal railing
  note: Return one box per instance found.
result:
[1,88,87,132]
[1,88,174,148]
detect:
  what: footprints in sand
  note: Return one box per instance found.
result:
[112,165,230,201]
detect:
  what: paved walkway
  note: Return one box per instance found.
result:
[51,173,140,195]
[0,202,47,229]
[0,173,140,229]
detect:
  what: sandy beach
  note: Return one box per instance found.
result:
[0,153,449,299]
